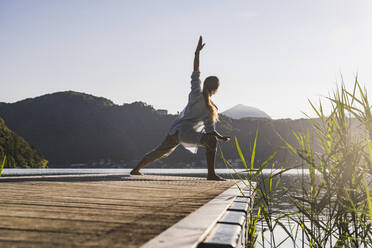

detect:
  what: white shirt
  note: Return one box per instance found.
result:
[168,71,216,153]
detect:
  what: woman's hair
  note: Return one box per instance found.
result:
[202,76,220,122]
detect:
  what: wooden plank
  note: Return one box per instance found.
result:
[0,216,120,234]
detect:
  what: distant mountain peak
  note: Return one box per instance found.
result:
[222,104,271,119]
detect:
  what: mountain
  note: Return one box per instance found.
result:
[0,91,179,166]
[222,104,271,119]
[0,91,313,168]
[0,117,47,168]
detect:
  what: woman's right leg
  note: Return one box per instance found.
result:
[200,134,225,181]
[130,133,179,175]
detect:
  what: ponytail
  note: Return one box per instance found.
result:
[203,87,219,122]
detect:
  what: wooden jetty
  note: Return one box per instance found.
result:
[0,174,238,248]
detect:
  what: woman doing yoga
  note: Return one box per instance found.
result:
[130,36,231,180]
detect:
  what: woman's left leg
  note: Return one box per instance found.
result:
[130,133,179,175]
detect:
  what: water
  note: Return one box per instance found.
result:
[1,168,248,176]
[253,170,310,248]
[250,170,365,248]
[1,168,308,176]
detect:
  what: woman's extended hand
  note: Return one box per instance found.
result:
[195,36,205,54]
[193,36,205,71]
[209,131,231,142]
[220,136,231,142]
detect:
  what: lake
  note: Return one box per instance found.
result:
[1,168,307,176]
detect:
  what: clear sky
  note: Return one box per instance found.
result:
[1,0,371,119]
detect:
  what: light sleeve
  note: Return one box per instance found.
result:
[189,71,202,101]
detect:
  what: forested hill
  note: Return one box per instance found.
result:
[0,91,314,168]
[0,117,47,168]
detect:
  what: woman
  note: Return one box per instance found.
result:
[130,36,231,180]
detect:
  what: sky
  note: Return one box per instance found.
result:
[1,0,371,119]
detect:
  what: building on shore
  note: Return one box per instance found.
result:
[156,109,168,115]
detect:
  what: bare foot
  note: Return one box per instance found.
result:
[207,174,226,181]
[130,169,143,176]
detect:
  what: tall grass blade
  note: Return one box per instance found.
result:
[235,136,248,169]
[308,99,322,119]
[251,130,258,171]
[0,155,6,176]
[251,206,261,239]
[366,182,372,223]
[217,143,249,188]
[368,139,372,168]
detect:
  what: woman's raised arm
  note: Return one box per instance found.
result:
[193,36,205,72]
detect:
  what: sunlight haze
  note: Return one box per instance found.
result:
[1,0,371,119]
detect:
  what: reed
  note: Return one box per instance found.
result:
[284,78,372,247]
[221,78,372,247]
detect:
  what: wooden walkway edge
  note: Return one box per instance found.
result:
[142,181,255,248]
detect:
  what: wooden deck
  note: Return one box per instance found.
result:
[0,174,237,248]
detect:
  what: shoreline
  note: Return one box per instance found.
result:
[1,168,310,177]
